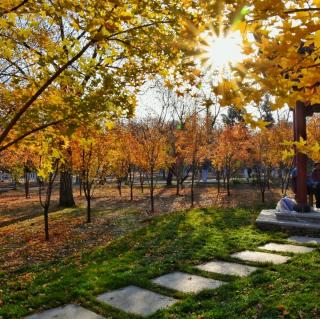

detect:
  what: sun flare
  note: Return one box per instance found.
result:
[200,31,244,75]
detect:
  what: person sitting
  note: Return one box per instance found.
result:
[307,162,320,208]
[291,163,320,209]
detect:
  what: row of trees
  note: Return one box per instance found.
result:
[1,111,302,240]
[1,0,320,241]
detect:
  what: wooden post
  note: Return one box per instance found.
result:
[294,101,308,208]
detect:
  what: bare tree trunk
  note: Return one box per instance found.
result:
[139,171,144,193]
[226,171,231,196]
[82,177,92,223]
[86,195,91,223]
[39,168,58,241]
[24,171,30,199]
[59,170,75,207]
[150,167,155,213]
[117,179,122,197]
[44,205,49,241]
[166,169,173,186]
[129,167,134,201]
[267,167,271,190]
[130,182,133,200]
[216,170,221,193]
[191,162,196,207]
[257,168,266,203]
[176,176,180,195]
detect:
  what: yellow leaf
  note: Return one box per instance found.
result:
[105,120,115,130]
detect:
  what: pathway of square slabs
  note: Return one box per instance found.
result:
[152,271,225,293]
[97,285,178,317]
[24,236,318,318]
[231,250,291,264]
[24,304,105,319]
[196,260,258,277]
[258,243,315,254]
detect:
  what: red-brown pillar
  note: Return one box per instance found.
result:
[294,101,308,206]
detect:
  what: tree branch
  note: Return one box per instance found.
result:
[0,0,28,16]
[284,7,320,14]
[0,119,64,152]
[0,36,97,147]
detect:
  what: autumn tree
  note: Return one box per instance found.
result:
[306,115,320,162]
[72,129,108,223]
[202,1,320,158]
[0,148,23,189]
[0,143,36,196]
[58,143,75,207]
[105,125,132,198]
[175,114,206,207]
[0,0,184,153]
[35,133,63,241]
[221,106,245,127]
[134,118,171,213]
[166,93,200,193]
[251,122,293,202]
[211,125,250,196]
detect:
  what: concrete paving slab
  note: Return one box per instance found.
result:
[288,235,320,245]
[275,210,320,223]
[97,285,178,317]
[152,271,225,293]
[258,243,315,254]
[25,304,105,319]
[196,260,258,277]
[231,250,291,264]
[256,209,320,231]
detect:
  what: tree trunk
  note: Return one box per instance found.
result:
[44,206,49,241]
[166,169,173,186]
[267,169,271,190]
[117,179,122,197]
[217,170,221,193]
[226,173,231,196]
[130,182,133,201]
[129,167,134,201]
[87,195,91,223]
[150,168,154,213]
[176,177,180,195]
[191,163,196,208]
[257,168,266,203]
[41,172,56,241]
[139,171,144,193]
[24,172,30,199]
[59,170,75,207]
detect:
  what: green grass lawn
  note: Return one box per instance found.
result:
[1,207,319,319]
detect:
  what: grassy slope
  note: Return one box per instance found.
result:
[0,207,319,319]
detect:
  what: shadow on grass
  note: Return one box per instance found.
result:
[0,206,312,319]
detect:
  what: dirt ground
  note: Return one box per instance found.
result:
[0,182,290,272]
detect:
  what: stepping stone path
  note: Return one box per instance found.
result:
[25,236,319,318]
[196,260,258,277]
[97,285,178,317]
[152,271,225,293]
[231,250,291,264]
[25,304,105,319]
[288,235,320,244]
[258,243,315,254]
